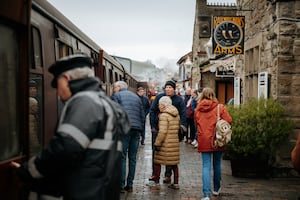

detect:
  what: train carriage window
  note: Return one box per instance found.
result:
[31,27,43,69]
[109,69,113,84]
[58,41,73,58]
[28,74,43,157]
[102,65,106,83]
[0,24,20,160]
[115,72,118,81]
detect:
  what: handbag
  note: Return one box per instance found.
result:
[213,104,232,148]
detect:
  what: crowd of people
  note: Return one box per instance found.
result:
[9,54,300,200]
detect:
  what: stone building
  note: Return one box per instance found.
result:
[235,0,300,169]
[191,0,237,104]
[189,0,300,171]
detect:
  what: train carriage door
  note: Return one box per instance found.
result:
[0,0,31,199]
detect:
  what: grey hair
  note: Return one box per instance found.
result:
[159,96,172,106]
[65,66,94,80]
[114,81,128,90]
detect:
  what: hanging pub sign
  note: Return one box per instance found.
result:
[212,16,245,55]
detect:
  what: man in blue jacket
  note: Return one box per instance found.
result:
[149,80,187,184]
[112,81,145,193]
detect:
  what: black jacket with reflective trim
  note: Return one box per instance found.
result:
[26,77,123,199]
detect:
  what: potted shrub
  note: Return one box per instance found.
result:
[225,98,293,178]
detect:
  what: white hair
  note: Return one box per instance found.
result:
[159,96,172,106]
[114,81,128,90]
[65,67,94,80]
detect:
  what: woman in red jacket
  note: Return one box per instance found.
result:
[194,87,232,200]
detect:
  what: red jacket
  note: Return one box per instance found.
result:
[194,99,232,152]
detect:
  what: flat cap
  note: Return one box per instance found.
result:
[48,54,93,88]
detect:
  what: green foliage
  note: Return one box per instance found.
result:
[226,98,293,162]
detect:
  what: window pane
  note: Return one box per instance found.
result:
[0,25,20,161]
[32,27,43,68]
[28,74,43,157]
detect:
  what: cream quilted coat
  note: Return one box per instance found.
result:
[154,105,180,165]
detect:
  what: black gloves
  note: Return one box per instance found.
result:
[154,146,161,151]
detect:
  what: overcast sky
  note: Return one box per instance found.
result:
[47,0,236,70]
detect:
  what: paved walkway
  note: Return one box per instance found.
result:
[120,122,300,200]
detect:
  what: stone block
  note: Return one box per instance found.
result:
[293,40,300,56]
[277,56,298,73]
[277,2,295,18]
[278,97,300,118]
[278,21,297,35]
[296,1,300,18]
[278,37,293,55]
[278,76,292,95]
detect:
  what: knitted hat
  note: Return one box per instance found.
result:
[165,80,176,90]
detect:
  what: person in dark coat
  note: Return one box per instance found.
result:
[183,87,195,144]
[137,87,150,145]
[112,81,145,193]
[149,80,187,184]
[11,54,130,200]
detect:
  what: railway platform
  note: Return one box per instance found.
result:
[120,121,300,200]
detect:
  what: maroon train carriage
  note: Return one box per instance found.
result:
[0,0,140,199]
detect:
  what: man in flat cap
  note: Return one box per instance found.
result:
[12,54,130,200]
[148,79,187,187]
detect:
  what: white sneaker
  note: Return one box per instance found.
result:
[212,187,221,196]
[146,180,156,186]
[191,139,197,145]
[194,142,198,148]
[201,197,210,200]
[147,181,160,190]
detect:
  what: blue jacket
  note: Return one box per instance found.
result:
[149,92,187,130]
[112,89,145,131]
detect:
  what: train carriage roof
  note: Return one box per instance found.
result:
[32,0,101,52]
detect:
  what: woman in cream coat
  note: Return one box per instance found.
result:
[151,96,180,190]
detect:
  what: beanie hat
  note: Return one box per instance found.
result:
[165,80,176,90]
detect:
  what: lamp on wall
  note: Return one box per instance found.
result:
[184,56,192,68]
[209,65,216,73]
[184,56,192,76]
[205,37,215,59]
[184,56,193,87]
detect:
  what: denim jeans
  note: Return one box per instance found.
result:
[141,126,146,144]
[121,129,140,188]
[201,151,222,197]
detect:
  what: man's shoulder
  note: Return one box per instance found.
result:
[155,92,166,99]
[120,90,141,101]
[71,91,99,102]
[171,94,184,102]
[143,95,149,100]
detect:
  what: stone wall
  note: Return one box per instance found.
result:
[238,0,300,171]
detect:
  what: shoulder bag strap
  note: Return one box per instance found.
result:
[217,104,220,121]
